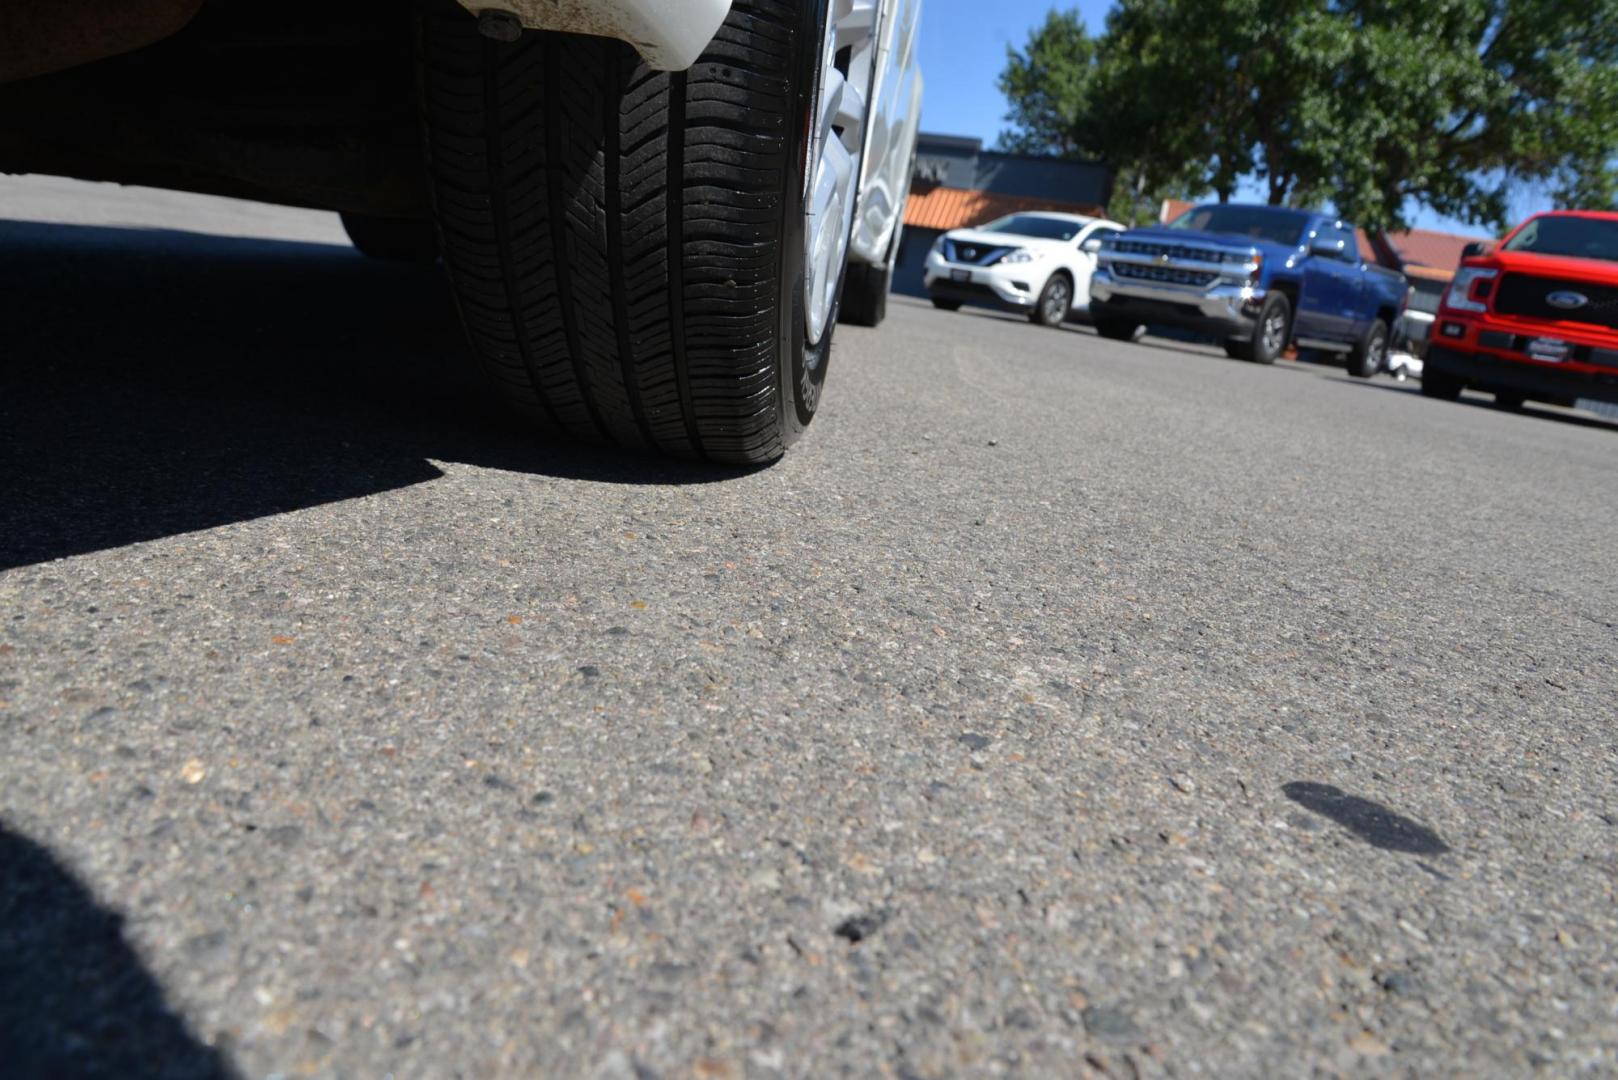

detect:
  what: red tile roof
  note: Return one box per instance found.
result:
[1381,228,1488,273]
[905,185,1104,231]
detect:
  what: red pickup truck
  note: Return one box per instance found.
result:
[1424,211,1618,411]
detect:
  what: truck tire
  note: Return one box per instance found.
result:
[340,212,439,262]
[1420,368,1463,401]
[1346,318,1389,379]
[1094,318,1141,342]
[1236,292,1291,365]
[840,262,890,328]
[419,1,865,464]
[1030,273,1072,327]
[931,297,962,311]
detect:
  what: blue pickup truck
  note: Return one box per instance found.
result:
[1088,204,1408,372]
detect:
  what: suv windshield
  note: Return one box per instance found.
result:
[1169,205,1307,246]
[978,215,1085,241]
[1503,215,1618,263]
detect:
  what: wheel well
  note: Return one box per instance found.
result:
[1271,280,1299,313]
[1375,305,1398,328]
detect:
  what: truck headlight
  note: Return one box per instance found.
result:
[1443,267,1498,313]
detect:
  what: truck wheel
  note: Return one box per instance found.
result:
[340,212,439,262]
[1420,368,1463,401]
[1030,273,1072,327]
[931,298,962,312]
[1238,292,1292,365]
[840,262,890,328]
[1346,318,1389,379]
[419,0,876,464]
[1094,318,1142,342]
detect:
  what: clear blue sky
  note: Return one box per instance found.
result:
[915,0,1505,236]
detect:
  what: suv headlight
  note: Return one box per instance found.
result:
[999,249,1039,264]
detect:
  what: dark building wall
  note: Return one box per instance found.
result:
[911,132,1113,210]
[893,226,941,298]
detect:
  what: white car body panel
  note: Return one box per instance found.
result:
[459,0,732,71]
[924,215,1126,316]
[848,0,924,268]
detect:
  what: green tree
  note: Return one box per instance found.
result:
[999,0,1618,230]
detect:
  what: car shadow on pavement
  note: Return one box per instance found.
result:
[0,820,236,1078]
[0,221,747,571]
[1338,379,1618,432]
[1282,782,1450,855]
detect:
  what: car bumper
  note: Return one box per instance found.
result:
[923,253,1048,311]
[1426,345,1618,406]
[1088,269,1263,337]
[460,0,730,70]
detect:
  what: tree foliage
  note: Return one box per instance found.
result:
[998,0,1618,230]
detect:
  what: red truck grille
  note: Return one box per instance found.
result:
[1493,273,1618,331]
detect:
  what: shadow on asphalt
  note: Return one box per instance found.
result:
[1338,378,1618,433]
[0,820,236,1078]
[0,221,748,571]
[1282,782,1450,855]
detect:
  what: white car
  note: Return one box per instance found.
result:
[924,212,1126,326]
[0,0,923,465]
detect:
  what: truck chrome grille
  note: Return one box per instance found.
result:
[1113,239,1230,264]
[1114,262,1218,288]
[1494,274,1618,330]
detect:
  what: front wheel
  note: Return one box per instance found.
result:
[1346,318,1389,379]
[1094,318,1142,342]
[1420,368,1464,401]
[840,262,891,328]
[1030,273,1072,327]
[930,297,962,312]
[340,213,439,263]
[419,0,878,464]
[1235,292,1292,364]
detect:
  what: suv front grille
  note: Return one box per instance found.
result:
[1114,262,1217,288]
[1494,273,1618,330]
[943,240,1012,266]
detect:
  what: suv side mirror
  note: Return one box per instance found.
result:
[1461,240,1491,259]
[1081,237,1103,254]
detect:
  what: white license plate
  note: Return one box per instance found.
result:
[950,269,972,283]
[1527,337,1571,362]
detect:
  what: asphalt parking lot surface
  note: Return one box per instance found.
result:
[3,180,1616,1078]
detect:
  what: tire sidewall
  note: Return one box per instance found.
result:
[1349,319,1387,378]
[1251,292,1291,364]
[775,0,882,440]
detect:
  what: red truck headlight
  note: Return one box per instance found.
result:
[1442,267,1498,313]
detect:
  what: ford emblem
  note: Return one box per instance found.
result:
[1547,290,1588,310]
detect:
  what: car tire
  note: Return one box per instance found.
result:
[1094,318,1141,342]
[340,212,440,262]
[1029,273,1072,327]
[840,262,890,328]
[418,0,861,464]
[930,297,962,312]
[1237,292,1292,365]
[1494,391,1526,411]
[1420,368,1464,401]
[1346,318,1389,379]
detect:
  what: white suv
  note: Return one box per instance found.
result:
[924,212,1125,326]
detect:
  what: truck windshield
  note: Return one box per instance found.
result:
[1502,216,1618,263]
[978,215,1085,241]
[1169,206,1306,246]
